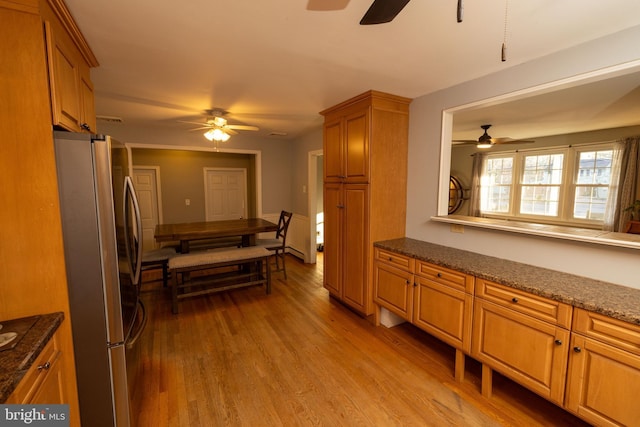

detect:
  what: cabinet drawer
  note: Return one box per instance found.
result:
[6,334,60,404]
[375,248,414,272]
[416,261,474,294]
[476,279,572,328]
[573,308,640,356]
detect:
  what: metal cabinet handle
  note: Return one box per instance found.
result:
[554,339,563,345]
[37,361,51,371]
[405,279,411,285]
[388,257,393,261]
[511,297,519,303]
[573,346,582,353]
[436,273,442,278]
[81,123,91,132]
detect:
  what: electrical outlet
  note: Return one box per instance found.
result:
[450,224,464,233]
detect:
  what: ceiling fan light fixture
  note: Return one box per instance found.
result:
[476,142,493,149]
[204,128,230,142]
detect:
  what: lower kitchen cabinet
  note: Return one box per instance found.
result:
[472,279,572,405]
[565,308,640,426]
[373,248,414,320]
[6,330,65,404]
[373,253,473,381]
[373,243,640,426]
[413,261,474,353]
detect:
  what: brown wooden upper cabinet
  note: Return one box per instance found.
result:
[42,0,99,133]
[323,102,370,183]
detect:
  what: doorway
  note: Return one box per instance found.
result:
[133,167,162,251]
[308,150,323,264]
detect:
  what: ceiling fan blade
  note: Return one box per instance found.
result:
[225,124,259,131]
[492,138,536,144]
[178,120,209,126]
[306,0,350,11]
[188,126,214,131]
[360,0,410,25]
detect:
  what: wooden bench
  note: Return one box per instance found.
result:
[168,246,271,313]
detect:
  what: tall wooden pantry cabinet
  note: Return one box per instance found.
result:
[321,90,411,316]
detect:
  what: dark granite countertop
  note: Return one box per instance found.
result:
[0,312,64,403]
[375,238,640,326]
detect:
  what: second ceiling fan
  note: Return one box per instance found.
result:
[453,124,535,148]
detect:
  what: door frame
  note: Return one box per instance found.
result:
[308,149,323,264]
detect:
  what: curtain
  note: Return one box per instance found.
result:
[469,152,485,217]
[603,136,639,232]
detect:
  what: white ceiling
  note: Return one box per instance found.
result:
[63,0,640,140]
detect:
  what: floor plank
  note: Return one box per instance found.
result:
[134,254,590,426]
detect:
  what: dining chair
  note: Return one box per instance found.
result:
[256,210,292,279]
[140,246,177,287]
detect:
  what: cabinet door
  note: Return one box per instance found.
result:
[343,109,369,182]
[342,184,369,312]
[374,262,413,320]
[45,21,81,132]
[324,118,343,182]
[565,334,640,426]
[472,299,570,404]
[323,183,342,296]
[413,277,473,352]
[31,351,64,404]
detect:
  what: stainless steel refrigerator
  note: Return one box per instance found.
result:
[54,131,146,427]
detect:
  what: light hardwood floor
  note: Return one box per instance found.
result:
[135,254,589,427]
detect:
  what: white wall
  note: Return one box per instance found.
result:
[407,25,640,289]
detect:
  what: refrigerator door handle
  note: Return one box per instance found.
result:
[123,176,143,286]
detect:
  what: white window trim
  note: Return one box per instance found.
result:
[480,142,614,228]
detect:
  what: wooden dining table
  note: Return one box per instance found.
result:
[154,218,278,253]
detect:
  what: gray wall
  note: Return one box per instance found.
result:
[132,148,255,223]
[97,123,302,217]
[407,25,640,288]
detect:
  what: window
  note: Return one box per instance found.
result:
[520,153,564,216]
[573,149,613,220]
[481,156,513,213]
[480,144,613,226]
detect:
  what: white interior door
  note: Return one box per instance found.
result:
[133,167,161,251]
[204,168,247,221]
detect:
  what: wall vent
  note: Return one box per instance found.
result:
[96,115,124,123]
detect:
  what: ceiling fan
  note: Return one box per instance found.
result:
[180,109,259,142]
[308,0,463,25]
[452,124,535,148]
[358,0,464,25]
